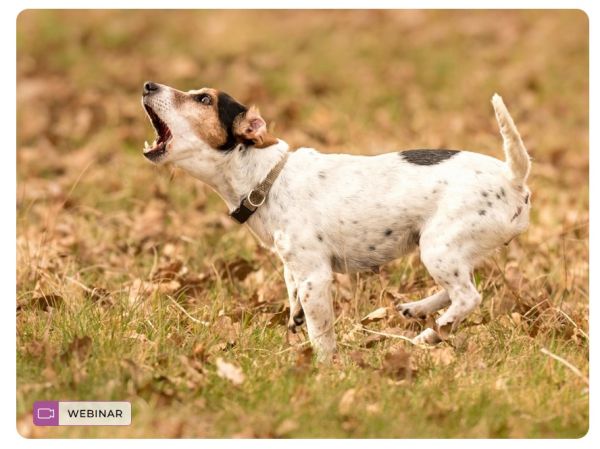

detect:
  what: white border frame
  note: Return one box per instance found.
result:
[3,1,594,447]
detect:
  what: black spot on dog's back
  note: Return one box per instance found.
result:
[400,149,460,165]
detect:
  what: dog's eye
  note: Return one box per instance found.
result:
[195,94,212,105]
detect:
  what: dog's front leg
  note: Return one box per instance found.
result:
[291,264,336,362]
[284,264,304,332]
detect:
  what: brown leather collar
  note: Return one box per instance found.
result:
[230,153,289,224]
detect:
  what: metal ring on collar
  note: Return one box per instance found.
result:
[247,190,266,207]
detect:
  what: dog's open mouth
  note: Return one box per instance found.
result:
[143,105,172,161]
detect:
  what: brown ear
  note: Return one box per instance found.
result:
[233,106,278,148]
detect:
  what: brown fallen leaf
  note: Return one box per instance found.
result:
[366,403,382,415]
[86,287,112,307]
[151,258,184,281]
[26,294,63,311]
[364,334,385,348]
[348,350,369,368]
[214,315,239,346]
[505,260,526,291]
[382,347,413,380]
[231,426,258,439]
[176,270,213,298]
[131,199,166,242]
[61,335,92,363]
[429,347,456,366]
[128,279,156,305]
[157,279,182,294]
[275,418,299,436]
[221,257,256,282]
[17,413,44,438]
[361,307,389,325]
[193,343,207,361]
[338,388,357,416]
[295,346,314,371]
[287,327,305,346]
[511,312,522,326]
[266,307,290,327]
[215,358,245,385]
[179,355,205,385]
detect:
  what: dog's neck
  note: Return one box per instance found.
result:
[175,140,289,211]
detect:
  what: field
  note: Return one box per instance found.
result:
[16,10,588,438]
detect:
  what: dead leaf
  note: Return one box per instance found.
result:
[151,258,184,281]
[361,307,389,324]
[27,294,63,311]
[429,347,456,366]
[214,315,239,346]
[511,312,522,326]
[348,350,369,368]
[131,199,166,242]
[275,418,299,436]
[215,358,245,385]
[231,426,258,438]
[17,413,44,438]
[294,346,314,372]
[176,271,212,297]
[128,279,156,305]
[86,287,112,306]
[193,343,207,361]
[366,403,381,415]
[61,335,92,363]
[495,377,508,391]
[266,308,290,327]
[157,279,182,294]
[222,258,256,281]
[179,355,205,385]
[338,388,356,416]
[382,347,413,380]
[364,333,385,348]
[505,261,529,291]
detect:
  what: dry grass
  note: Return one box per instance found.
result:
[16,10,588,438]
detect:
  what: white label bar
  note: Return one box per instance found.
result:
[58,401,131,426]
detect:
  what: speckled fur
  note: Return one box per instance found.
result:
[142,84,531,361]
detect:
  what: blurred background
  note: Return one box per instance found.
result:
[17,10,588,438]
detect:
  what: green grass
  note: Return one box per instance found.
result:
[17,10,588,438]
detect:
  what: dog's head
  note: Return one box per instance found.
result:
[141,81,277,165]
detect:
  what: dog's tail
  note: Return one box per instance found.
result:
[491,93,530,183]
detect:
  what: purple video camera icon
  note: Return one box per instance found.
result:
[33,401,59,426]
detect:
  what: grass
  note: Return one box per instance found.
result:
[16,10,588,438]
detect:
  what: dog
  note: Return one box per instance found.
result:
[141,81,531,361]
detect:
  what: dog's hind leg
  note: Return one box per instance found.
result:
[284,264,304,332]
[397,290,450,319]
[413,238,482,344]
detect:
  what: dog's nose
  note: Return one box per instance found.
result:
[143,81,159,96]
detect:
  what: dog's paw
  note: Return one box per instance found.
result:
[411,328,442,345]
[397,303,426,319]
[287,309,305,333]
[292,308,305,326]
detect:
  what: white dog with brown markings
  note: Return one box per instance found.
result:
[141,81,531,361]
